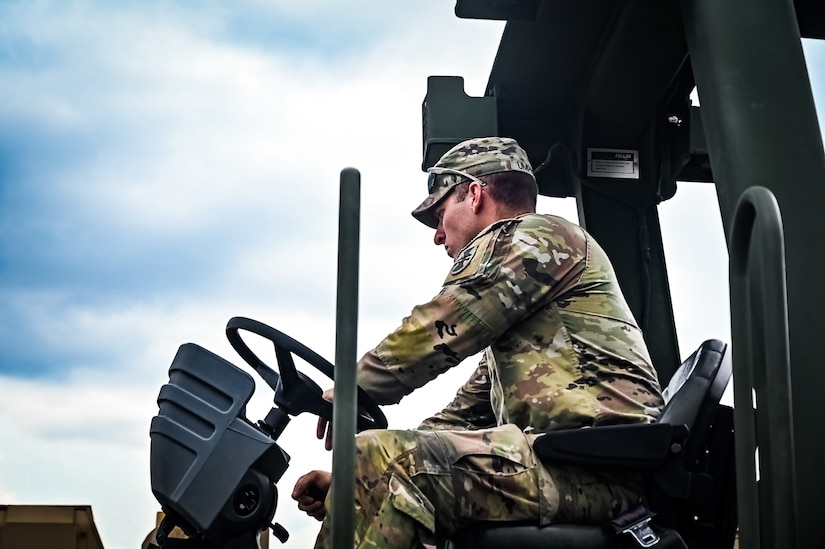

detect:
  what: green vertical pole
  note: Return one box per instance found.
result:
[729,187,797,549]
[679,0,825,547]
[331,167,360,549]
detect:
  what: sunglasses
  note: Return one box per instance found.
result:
[427,167,488,194]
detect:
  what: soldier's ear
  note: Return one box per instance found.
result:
[469,182,484,213]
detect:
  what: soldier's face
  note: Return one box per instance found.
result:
[433,190,480,258]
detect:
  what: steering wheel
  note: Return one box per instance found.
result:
[225,316,387,431]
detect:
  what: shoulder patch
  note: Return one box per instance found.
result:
[443,229,501,285]
[450,244,478,276]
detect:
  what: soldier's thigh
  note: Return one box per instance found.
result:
[408,425,543,532]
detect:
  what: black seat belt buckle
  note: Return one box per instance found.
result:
[609,505,661,548]
[621,516,660,548]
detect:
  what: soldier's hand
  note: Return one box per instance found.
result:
[292,470,332,521]
[317,388,379,450]
[316,388,334,451]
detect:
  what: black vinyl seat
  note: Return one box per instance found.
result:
[444,339,737,549]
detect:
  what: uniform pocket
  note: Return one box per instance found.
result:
[446,427,542,523]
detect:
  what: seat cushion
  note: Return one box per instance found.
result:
[448,523,617,548]
[445,522,687,549]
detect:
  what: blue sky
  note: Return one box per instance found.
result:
[0,2,822,548]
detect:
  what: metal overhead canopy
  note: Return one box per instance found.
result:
[426,1,699,195]
[426,0,824,196]
[476,1,690,195]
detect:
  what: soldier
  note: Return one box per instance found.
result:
[292,136,664,548]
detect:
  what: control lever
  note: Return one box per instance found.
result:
[270,523,289,544]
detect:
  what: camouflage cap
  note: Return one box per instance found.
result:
[412,136,535,228]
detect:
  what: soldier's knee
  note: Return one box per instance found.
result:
[355,429,417,465]
[355,429,393,457]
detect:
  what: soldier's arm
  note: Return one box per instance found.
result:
[355,287,496,405]
[355,226,506,405]
[356,217,585,405]
[418,357,496,431]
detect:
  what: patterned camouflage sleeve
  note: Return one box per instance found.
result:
[356,214,585,406]
[354,226,506,405]
[417,356,496,431]
[354,285,498,405]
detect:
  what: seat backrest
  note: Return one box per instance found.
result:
[659,339,729,428]
[650,339,736,549]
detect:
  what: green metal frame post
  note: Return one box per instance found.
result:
[330,168,361,549]
[729,187,797,549]
[679,0,825,546]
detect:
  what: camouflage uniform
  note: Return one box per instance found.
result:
[312,137,663,548]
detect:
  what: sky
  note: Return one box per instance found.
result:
[0,2,823,549]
